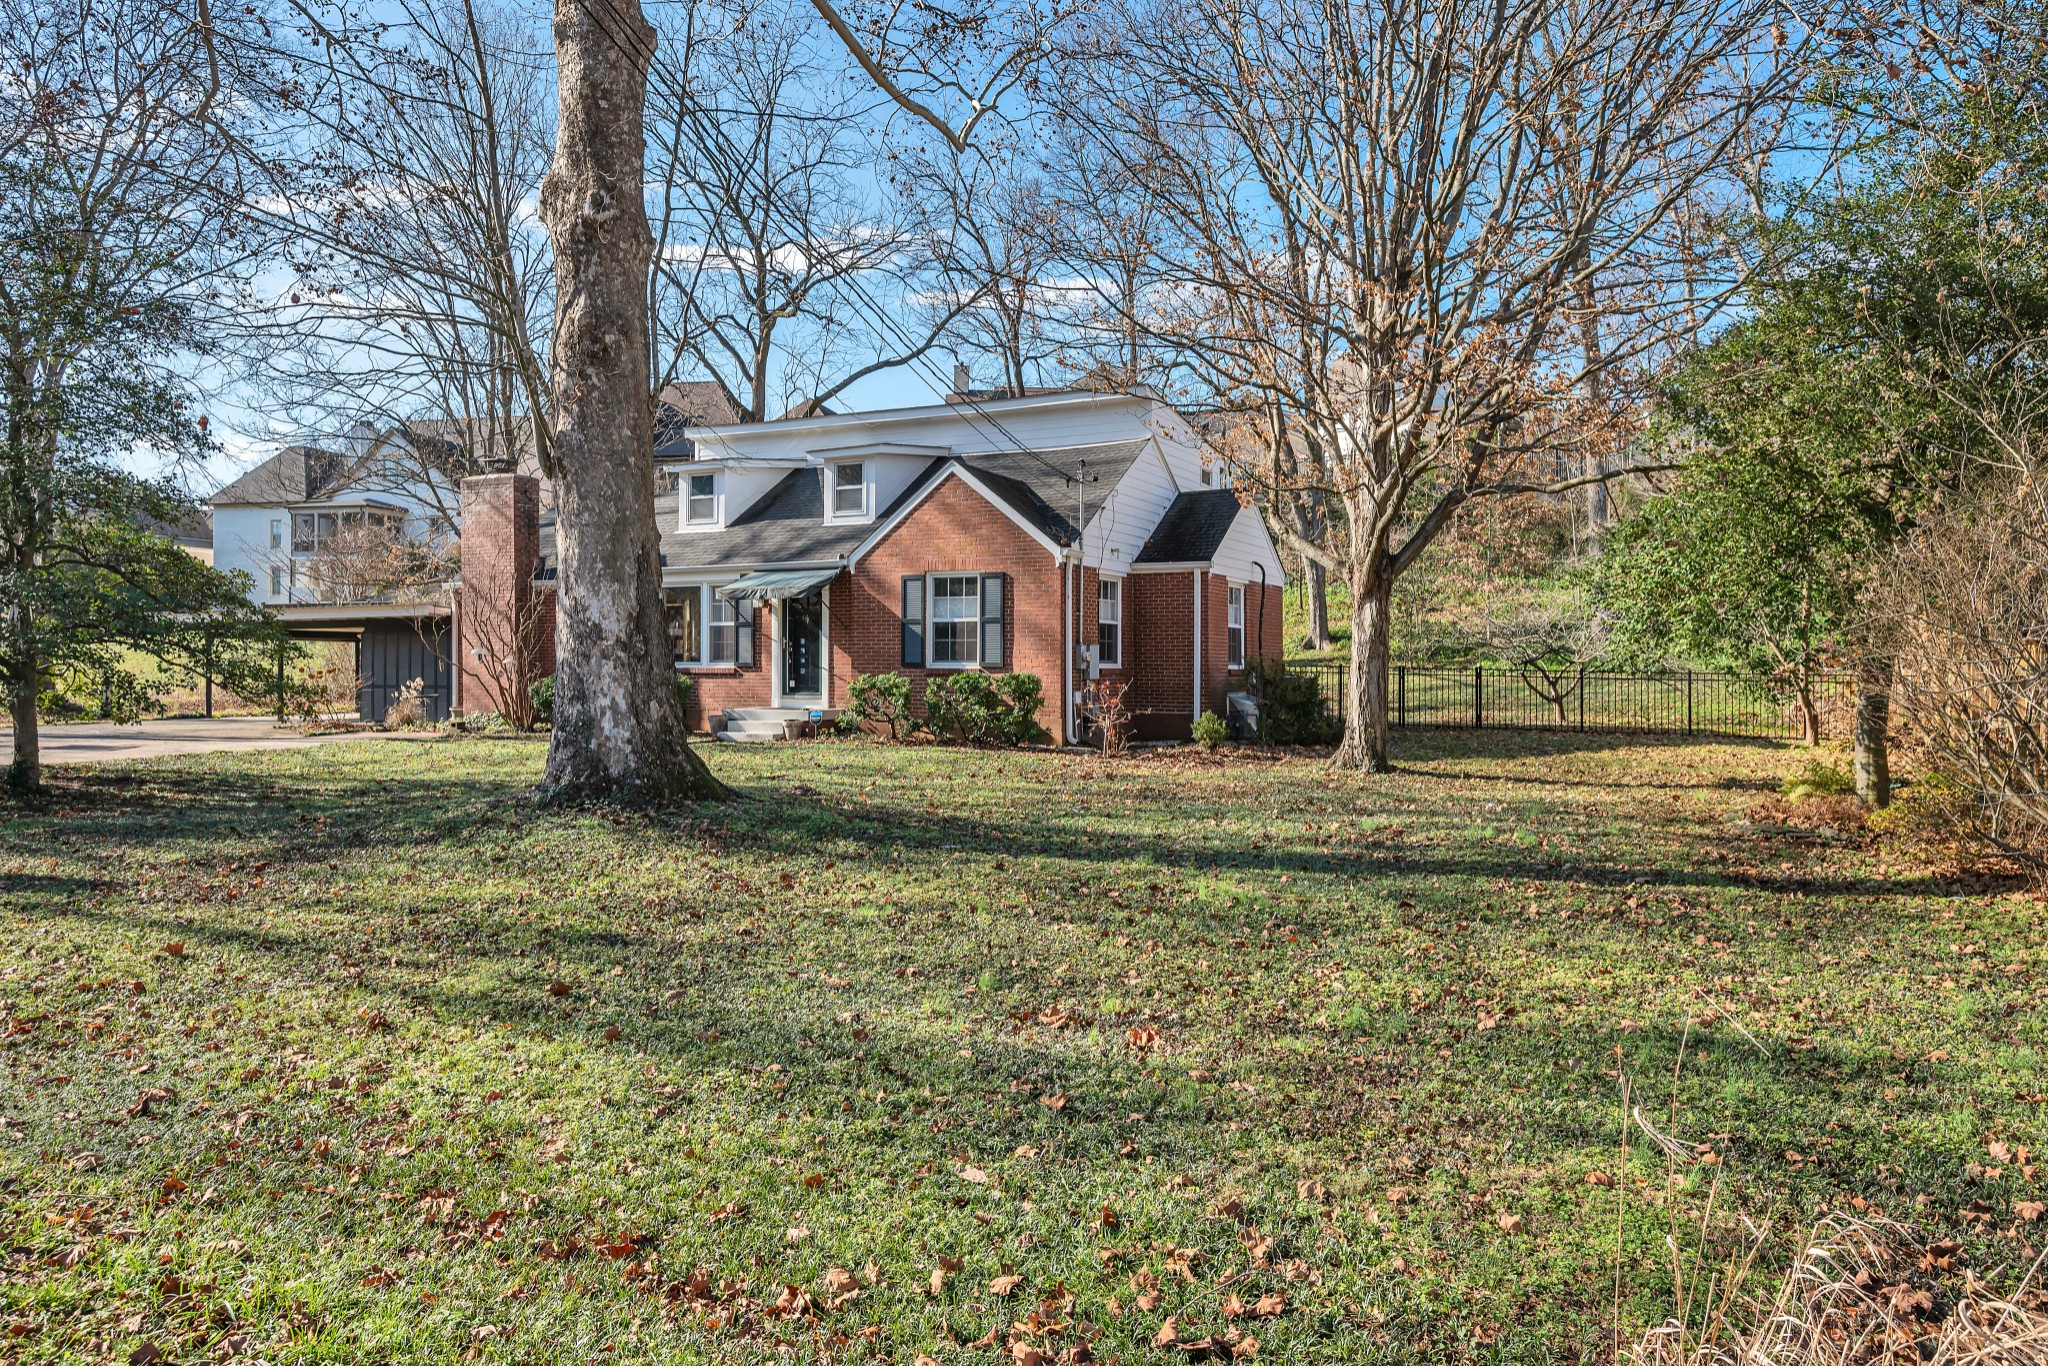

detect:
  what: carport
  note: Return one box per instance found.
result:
[272,602,455,723]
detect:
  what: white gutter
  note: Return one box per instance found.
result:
[1191,568,1203,720]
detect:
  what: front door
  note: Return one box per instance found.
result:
[781,592,824,700]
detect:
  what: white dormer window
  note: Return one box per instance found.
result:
[685,473,717,526]
[830,461,866,518]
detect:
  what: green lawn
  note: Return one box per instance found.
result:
[3,736,2041,1364]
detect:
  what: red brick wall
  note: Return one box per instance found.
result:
[1125,570,1194,738]
[842,475,1065,739]
[456,473,549,719]
[683,600,770,725]
[1121,571,1284,740]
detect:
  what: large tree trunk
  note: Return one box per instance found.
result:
[1855,653,1892,809]
[537,0,720,802]
[6,663,40,793]
[1299,558,1332,652]
[1797,681,1821,746]
[1331,578,1393,772]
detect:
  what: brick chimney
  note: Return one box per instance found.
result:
[457,472,548,719]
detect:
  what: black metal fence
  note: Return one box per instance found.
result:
[1279,661,1851,741]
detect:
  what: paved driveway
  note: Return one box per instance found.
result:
[1,717,408,767]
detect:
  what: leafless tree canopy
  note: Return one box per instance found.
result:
[258,0,556,484]
[1049,0,1833,767]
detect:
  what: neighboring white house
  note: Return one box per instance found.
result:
[209,426,458,608]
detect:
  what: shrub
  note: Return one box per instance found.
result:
[847,671,915,740]
[674,672,693,718]
[1245,660,1342,745]
[1191,709,1227,751]
[923,672,1045,746]
[1083,678,1132,754]
[383,677,427,729]
[1780,757,1854,802]
[528,675,555,725]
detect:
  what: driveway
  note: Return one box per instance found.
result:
[0,716,409,767]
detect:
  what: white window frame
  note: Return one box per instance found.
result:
[707,592,738,665]
[1097,576,1123,668]
[683,473,718,527]
[269,518,283,549]
[928,573,981,668]
[828,461,868,521]
[270,565,284,596]
[1227,584,1246,670]
[666,584,746,668]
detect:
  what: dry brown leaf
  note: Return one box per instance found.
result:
[989,1273,1025,1296]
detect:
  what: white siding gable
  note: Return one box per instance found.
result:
[1211,505,1289,588]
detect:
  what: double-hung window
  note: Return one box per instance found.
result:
[707,593,738,664]
[270,566,284,596]
[684,473,717,526]
[831,462,865,518]
[1226,584,1246,669]
[1097,577,1122,668]
[904,573,1004,669]
[930,574,979,666]
[269,518,284,549]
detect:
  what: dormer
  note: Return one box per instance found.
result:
[811,441,951,527]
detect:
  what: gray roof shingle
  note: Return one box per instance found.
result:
[1134,489,1246,564]
[536,439,1155,573]
[209,446,352,506]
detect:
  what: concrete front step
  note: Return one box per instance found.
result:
[713,706,823,743]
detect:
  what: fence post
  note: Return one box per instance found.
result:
[1578,674,1586,731]
[1473,665,1483,728]
[1397,666,1406,728]
[1686,671,1695,735]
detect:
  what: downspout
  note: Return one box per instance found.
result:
[1191,568,1202,722]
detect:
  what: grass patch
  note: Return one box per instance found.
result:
[1,733,2041,1363]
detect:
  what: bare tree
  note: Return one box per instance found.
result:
[262,0,556,496]
[1476,586,1611,724]
[1053,0,1832,770]
[645,0,975,420]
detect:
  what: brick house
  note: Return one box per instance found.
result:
[458,387,1286,744]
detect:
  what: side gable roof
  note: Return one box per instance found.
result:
[1134,489,1247,564]
[209,445,351,506]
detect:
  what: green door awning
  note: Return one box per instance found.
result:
[718,568,839,602]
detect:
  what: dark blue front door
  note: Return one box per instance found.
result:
[782,593,823,698]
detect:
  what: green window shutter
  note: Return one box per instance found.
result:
[902,576,925,667]
[980,573,1004,668]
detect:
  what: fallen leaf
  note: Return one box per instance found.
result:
[958,1165,990,1185]
[989,1273,1025,1296]
[822,1267,858,1296]
[1153,1316,1180,1347]
[547,980,571,997]
[1251,1292,1285,1318]
[1296,1178,1327,1203]
[2017,1201,2046,1223]
[1585,1171,1615,1189]
[1497,1213,1524,1234]
[1039,1093,1068,1111]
